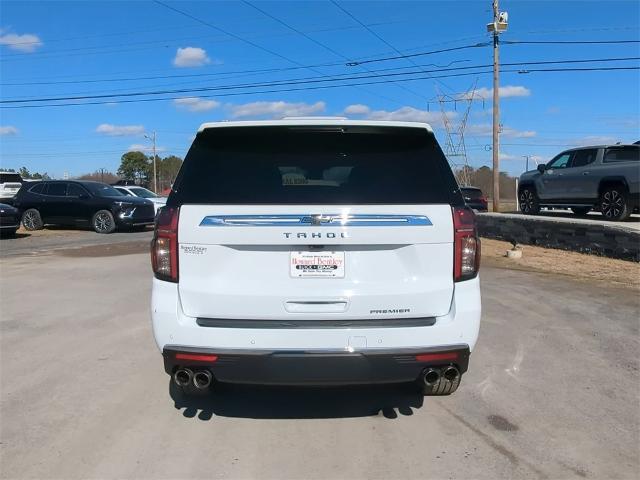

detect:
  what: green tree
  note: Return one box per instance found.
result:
[118,151,150,183]
[17,166,50,180]
[158,155,182,189]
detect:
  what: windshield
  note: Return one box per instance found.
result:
[84,183,124,197]
[129,187,158,198]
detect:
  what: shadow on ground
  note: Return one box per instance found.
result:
[169,380,424,420]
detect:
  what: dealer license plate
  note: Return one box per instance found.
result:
[290,251,345,278]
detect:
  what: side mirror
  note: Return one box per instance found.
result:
[537,164,547,174]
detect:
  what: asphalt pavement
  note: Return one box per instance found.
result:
[0,241,638,479]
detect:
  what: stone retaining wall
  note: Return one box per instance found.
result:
[477,213,640,262]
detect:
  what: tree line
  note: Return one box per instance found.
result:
[453,165,518,200]
[77,151,183,192]
[2,167,51,180]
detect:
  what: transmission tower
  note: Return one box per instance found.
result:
[437,80,478,186]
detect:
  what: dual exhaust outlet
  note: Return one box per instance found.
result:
[422,366,459,386]
[173,368,213,389]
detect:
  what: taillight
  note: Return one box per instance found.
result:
[151,206,179,282]
[453,206,480,282]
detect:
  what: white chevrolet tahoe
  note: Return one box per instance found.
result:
[151,119,481,397]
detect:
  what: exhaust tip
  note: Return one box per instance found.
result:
[193,370,213,389]
[423,368,441,386]
[443,366,459,382]
[173,368,193,387]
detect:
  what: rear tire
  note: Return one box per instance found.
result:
[519,187,540,215]
[571,207,591,216]
[92,210,116,234]
[600,185,631,221]
[21,208,43,230]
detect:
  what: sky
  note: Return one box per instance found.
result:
[0,0,639,179]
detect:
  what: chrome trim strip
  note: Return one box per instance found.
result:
[199,214,432,227]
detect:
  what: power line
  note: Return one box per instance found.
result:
[503,39,640,45]
[346,43,490,66]
[3,54,632,90]
[327,0,438,98]
[154,0,408,106]
[1,33,485,84]
[3,57,638,104]
[346,38,640,66]
[0,19,409,61]
[240,0,420,104]
[2,65,637,109]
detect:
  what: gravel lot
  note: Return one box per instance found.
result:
[0,227,153,258]
[0,240,638,479]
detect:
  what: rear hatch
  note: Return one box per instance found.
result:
[171,124,463,322]
[0,173,23,197]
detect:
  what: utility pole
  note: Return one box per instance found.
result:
[487,1,507,212]
[522,155,530,172]
[491,0,500,212]
[145,131,157,192]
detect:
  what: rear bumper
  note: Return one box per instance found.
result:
[152,274,481,385]
[163,345,470,385]
[116,217,155,227]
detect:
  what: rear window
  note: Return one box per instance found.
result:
[84,183,124,197]
[460,188,483,199]
[0,173,22,183]
[170,126,462,205]
[603,146,640,162]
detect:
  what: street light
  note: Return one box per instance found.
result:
[144,131,157,193]
[522,155,531,172]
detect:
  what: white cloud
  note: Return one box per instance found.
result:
[0,30,42,52]
[229,101,326,119]
[173,47,211,67]
[366,106,456,127]
[0,125,18,136]
[459,85,531,100]
[499,152,518,161]
[173,97,220,112]
[95,124,145,136]
[127,144,167,153]
[468,123,536,138]
[343,104,371,115]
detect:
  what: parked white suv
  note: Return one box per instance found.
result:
[0,172,23,203]
[113,185,166,214]
[151,119,481,396]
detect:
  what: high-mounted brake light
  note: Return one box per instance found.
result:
[151,206,179,282]
[453,206,480,282]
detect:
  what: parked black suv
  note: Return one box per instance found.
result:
[13,180,155,233]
